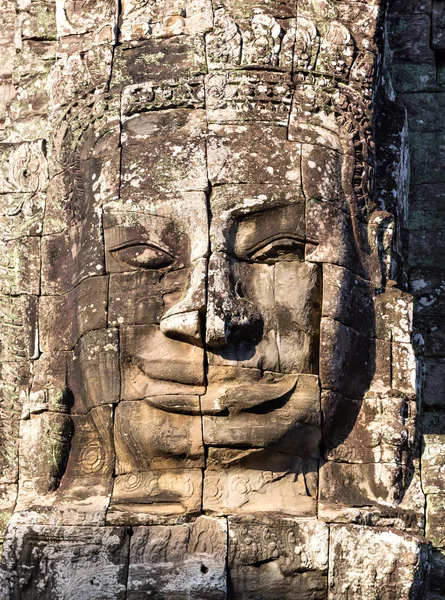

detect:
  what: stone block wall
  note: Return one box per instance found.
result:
[388,0,445,595]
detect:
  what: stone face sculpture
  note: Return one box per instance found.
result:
[0,0,432,598]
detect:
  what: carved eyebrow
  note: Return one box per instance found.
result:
[108,239,173,255]
[227,202,304,220]
[245,234,306,256]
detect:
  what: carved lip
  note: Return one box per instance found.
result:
[144,374,298,416]
[134,357,205,388]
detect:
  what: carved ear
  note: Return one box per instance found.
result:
[21,387,72,419]
[368,210,395,291]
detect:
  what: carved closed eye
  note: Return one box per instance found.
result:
[247,237,304,263]
[111,243,174,270]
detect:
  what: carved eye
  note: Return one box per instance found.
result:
[248,238,304,264]
[111,244,174,270]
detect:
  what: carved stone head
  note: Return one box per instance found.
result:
[4,0,424,597]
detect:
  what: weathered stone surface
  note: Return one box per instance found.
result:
[68,328,120,414]
[0,237,40,295]
[119,0,213,42]
[127,517,227,599]
[204,448,317,516]
[31,352,69,400]
[426,494,445,548]
[40,276,108,351]
[15,405,114,526]
[48,46,115,109]
[110,469,203,521]
[114,400,204,472]
[112,37,206,89]
[0,192,44,240]
[392,341,417,394]
[0,564,15,600]
[0,484,17,543]
[109,271,163,327]
[56,0,117,48]
[0,360,28,484]
[328,525,430,599]
[41,210,105,295]
[19,412,72,497]
[120,324,205,399]
[320,459,425,534]
[410,132,445,185]
[374,287,414,343]
[319,461,414,512]
[306,200,369,278]
[425,548,445,598]
[389,15,435,64]
[422,414,445,495]
[420,358,445,408]
[207,123,301,185]
[320,318,375,399]
[301,145,356,215]
[0,294,38,362]
[61,405,115,490]
[323,391,417,464]
[121,110,207,199]
[203,374,321,457]
[228,515,328,600]
[3,525,129,600]
[322,264,374,338]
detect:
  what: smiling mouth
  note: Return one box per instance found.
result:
[143,373,298,416]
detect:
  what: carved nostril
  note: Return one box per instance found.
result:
[205,296,263,348]
[205,308,228,348]
[160,310,203,346]
[159,258,207,345]
[205,253,263,348]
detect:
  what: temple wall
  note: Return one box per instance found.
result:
[388,0,445,595]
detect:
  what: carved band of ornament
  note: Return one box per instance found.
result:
[117,471,195,499]
[132,520,226,562]
[294,83,374,165]
[206,71,294,114]
[122,72,296,118]
[204,474,224,505]
[0,332,28,361]
[121,79,205,116]
[49,94,118,172]
[0,391,22,461]
[231,524,281,565]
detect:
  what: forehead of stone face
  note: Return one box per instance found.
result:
[207,123,301,186]
[120,109,208,204]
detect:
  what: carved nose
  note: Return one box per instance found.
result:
[160,258,206,345]
[205,252,262,348]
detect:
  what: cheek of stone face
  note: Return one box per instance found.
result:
[273,261,321,374]
[120,324,206,400]
[113,400,205,475]
[208,259,321,375]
